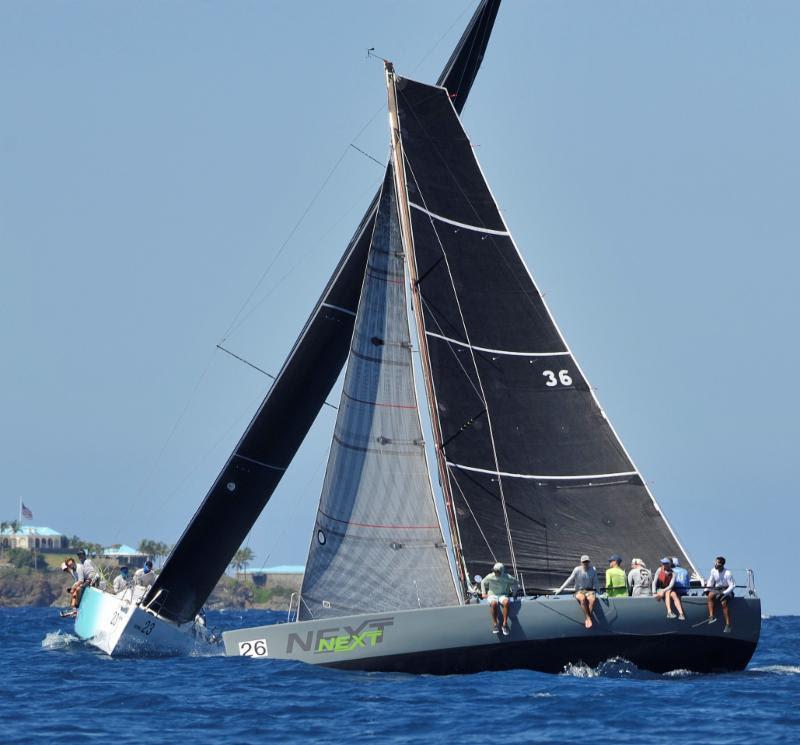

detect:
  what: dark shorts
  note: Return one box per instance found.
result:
[708,589,732,603]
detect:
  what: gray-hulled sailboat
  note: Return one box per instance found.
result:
[222,6,761,673]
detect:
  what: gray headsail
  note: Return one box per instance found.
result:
[390,73,697,593]
[299,167,458,620]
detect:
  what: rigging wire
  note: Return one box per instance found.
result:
[219,175,383,338]
[219,144,352,344]
[350,143,385,168]
[450,469,496,560]
[109,347,219,544]
[221,1,477,345]
[216,344,337,410]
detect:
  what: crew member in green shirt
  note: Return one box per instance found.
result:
[480,562,518,636]
[605,554,628,597]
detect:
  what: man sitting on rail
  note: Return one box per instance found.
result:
[556,555,600,629]
[705,555,735,633]
[480,562,518,636]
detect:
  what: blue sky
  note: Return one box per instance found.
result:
[2,2,797,614]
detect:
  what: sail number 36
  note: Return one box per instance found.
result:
[542,369,572,387]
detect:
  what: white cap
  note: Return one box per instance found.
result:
[493,562,504,572]
[580,554,590,563]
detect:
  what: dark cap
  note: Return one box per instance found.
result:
[609,554,622,563]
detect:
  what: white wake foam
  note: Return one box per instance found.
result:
[750,665,800,675]
[562,657,642,678]
[41,630,80,650]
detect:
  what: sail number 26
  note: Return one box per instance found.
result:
[238,639,269,658]
[542,370,572,387]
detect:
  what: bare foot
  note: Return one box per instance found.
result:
[584,617,593,629]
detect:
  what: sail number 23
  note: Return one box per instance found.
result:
[542,370,572,387]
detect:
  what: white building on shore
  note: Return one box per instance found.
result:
[0,525,68,551]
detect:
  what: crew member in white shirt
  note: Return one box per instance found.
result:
[134,560,156,588]
[76,548,98,585]
[705,555,735,632]
[113,566,130,594]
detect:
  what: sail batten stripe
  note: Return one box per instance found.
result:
[446,461,638,481]
[409,202,509,236]
[319,509,440,531]
[321,302,357,317]
[426,331,569,357]
[234,453,287,471]
[343,390,417,410]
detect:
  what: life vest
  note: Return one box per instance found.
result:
[656,567,673,589]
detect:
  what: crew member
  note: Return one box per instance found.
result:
[556,555,599,629]
[134,560,156,588]
[113,566,130,594]
[705,556,735,632]
[480,562,518,636]
[605,554,628,597]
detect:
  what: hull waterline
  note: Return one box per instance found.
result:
[222,595,760,675]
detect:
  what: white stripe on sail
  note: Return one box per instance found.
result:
[234,453,286,471]
[426,330,569,357]
[322,302,357,317]
[446,461,638,481]
[409,201,510,236]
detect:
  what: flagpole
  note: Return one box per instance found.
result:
[19,497,22,525]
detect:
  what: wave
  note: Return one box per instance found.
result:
[561,657,641,678]
[749,665,800,676]
[561,657,698,679]
[41,630,80,650]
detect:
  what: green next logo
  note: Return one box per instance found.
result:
[317,628,383,652]
[286,617,394,655]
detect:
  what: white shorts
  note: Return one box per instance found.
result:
[487,594,509,604]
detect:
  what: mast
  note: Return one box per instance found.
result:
[386,63,468,597]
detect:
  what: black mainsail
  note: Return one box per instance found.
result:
[299,168,457,619]
[149,1,501,624]
[390,73,697,593]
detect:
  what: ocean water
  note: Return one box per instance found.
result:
[1,608,797,744]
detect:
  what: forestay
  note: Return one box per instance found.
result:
[299,168,458,620]
[393,75,695,592]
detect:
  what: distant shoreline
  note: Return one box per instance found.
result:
[0,565,295,612]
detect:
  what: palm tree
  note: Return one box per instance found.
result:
[230,547,255,577]
[1,521,23,559]
[138,539,157,559]
[0,521,8,558]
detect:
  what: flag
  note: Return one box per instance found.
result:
[21,503,33,520]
